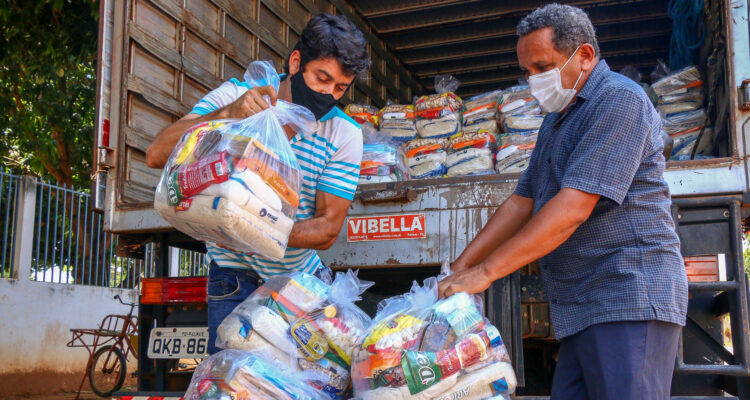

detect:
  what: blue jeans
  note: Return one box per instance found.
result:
[551,320,681,400]
[206,261,333,354]
[206,262,263,354]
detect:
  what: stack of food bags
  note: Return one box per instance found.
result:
[415,75,463,140]
[403,138,448,179]
[216,270,373,399]
[379,104,418,143]
[351,273,517,400]
[357,125,407,185]
[344,104,379,131]
[445,130,496,177]
[495,85,543,174]
[462,89,503,139]
[183,350,328,400]
[154,61,313,260]
[651,65,711,160]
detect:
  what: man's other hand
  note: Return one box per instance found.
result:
[222,85,277,119]
[438,263,493,298]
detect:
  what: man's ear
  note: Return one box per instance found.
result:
[288,50,301,75]
[579,43,597,71]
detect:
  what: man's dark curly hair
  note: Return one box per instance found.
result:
[285,13,371,79]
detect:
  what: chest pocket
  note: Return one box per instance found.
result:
[536,112,588,202]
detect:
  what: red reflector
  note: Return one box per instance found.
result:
[102,118,110,148]
[141,277,207,304]
[684,255,719,283]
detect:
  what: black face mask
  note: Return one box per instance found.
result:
[290,71,339,120]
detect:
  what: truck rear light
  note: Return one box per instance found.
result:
[141,277,207,304]
[102,118,110,148]
[684,255,719,282]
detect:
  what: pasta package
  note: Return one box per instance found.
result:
[352,270,517,400]
[154,61,312,259]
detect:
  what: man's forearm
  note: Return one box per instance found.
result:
[479,189,598,280]
[286,216,341,250]
[453,194,533,270]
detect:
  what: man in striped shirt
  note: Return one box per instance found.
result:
[146,14,370,353]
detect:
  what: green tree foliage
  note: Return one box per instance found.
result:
[0,0,98,188]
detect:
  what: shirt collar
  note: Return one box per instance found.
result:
[551,59,609,128]
[577,59,609,101]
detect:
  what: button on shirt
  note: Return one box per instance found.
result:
[514,60,688,339]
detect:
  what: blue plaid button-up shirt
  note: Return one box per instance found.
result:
[515,60,688,339]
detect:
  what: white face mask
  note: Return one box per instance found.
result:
[528,46,584,113]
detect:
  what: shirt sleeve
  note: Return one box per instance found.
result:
[513,147,539,198]
[189,79,246,116]
[317,128,363,201]
[561,88,651,205]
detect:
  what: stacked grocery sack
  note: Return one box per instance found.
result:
[495,85,544,174]
[154,61,313,260]
[351,264,517,400]
[185,270,374,399]
[345,104,407,185]
[443,89,503,177]
[651,65,712,160]
[398,75,463,179]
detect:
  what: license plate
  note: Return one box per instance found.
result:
[147,327,208,359]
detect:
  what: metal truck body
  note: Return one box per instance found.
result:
[96,0,750,396]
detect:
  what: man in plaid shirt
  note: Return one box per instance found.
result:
[438,4,688,399]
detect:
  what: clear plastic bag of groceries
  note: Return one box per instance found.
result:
[498,84,532,107]
[216,270,372,399]
[345,104,379,129]
[463,89,503,127]
[500,130,539,147]
[669,126,713,160]
[495,143,535,174]
[661,108,707,135]
[154,61,314,260]
[184,349,328,400]
[415,76,463,139]
[445,130,497,177]
[651,65,702,97]
[351,265,517,400]
[379,104,418,143]
[404,138,448,179]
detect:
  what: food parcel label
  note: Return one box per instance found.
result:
[347,214,426,242]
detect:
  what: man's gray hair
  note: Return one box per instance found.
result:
[517,3,600,57]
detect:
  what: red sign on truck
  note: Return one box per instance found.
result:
[347,214,426,242]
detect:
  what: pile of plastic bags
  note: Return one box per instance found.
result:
[651,65,712,160]
[184,270,374,399]
[184,350,329,400]
[351,272,517,400]
[154,61,313,260]
[495,85,542,174]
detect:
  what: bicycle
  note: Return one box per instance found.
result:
[67,294,139,398]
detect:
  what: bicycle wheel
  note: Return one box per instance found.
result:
[89,345,126,397]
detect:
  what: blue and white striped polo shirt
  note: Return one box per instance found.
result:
[189,77,362,280]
